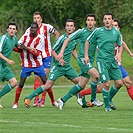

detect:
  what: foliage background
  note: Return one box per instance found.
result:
[0,0,133,85]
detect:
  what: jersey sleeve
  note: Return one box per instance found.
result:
[0,35,6,52]
[69,29,82,41]
[47,24,56,34]
[52,35,65,51]
[117,31,122,47]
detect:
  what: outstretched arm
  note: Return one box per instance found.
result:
[122,41,133,57]
[0,53,14,65]
[72,49,78,59]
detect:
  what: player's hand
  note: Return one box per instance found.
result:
[115,53,121,63]
[57,52,64,60]
[7,59,14,65]
[129,52,133,58]
[84,56,90,65]
[59,59,66,66]
[18,44,26,50]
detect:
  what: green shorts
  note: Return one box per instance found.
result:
[0,65,15,82]
[97,61,122,83]
[48,65,79,81]
[77,57,94,79]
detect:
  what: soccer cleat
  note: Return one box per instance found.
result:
[12,103,18,108]
[57,98,64,110]
[0,104,3,108]
[33,98,39,107]
[76,93,83,106]
[24,98,31,108]
[40,99,45,107]
[52,101,59,108]
[91,99,103,107]
[105,106,111,112]
[82,101,93,108]
[109,101,116,110]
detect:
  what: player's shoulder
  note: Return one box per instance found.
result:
[42,23,53,28]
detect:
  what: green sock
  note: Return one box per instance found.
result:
[62,84,83,103]
[0,84,13,98]
[27,86,44,100]
[102,88,109,108]
[109,85,118,101]
[90,81,98,101]
[82,96,87,106]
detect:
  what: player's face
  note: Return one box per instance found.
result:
[103,15,114,28]
[30,24,38,37]
[86,17,96,30]
[7,25,17,37]
[33,14,42,27]
[65,22,75,35]
[113,21,120,30]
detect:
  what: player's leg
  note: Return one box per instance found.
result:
[119,65,133,100]
[109,64,123,110]
[24,80,55,108]
[12,78,26,108]
[0,67,18,108]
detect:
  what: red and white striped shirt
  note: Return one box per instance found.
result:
[18,33,44,68]
[25,23,55,58]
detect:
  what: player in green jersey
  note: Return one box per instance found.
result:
[56,14,103,110]
[24,19,80,108]
[0,22,19,108]
[84,13,123,112]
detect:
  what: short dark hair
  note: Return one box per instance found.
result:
[66,19,75,26]
[33,11,43,18]
[86,14,96,21]
[30,22,38,29]
[114,18,120,28]
[7,22,18,30]
[103,13,114,19]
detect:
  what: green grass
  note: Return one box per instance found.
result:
[0,86,133,133]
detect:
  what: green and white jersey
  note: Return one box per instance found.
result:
[69,27,97,61]
[87,26,122,62]
[0,33,18,65]
[52,33,78,66]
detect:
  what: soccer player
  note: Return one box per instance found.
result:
[77,18,133,105]
[12,12,60,108]
[12,22,52,108]
[56,14,103,109]
[0,22,19,108]
[24,19,80,109]
[84,13,123,112]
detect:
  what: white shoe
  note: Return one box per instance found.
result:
[92,99,103,107]
[57,98,64,110]
[12,103,18,108]
[0,104,3,108]
[53,101,59,108]
[76,93,83,106]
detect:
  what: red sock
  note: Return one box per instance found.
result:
[14,86,22,104]
[126,86,133,100]
[96,86,102,93]
[34,76,42,99]
[41,91,46,100]
[80,88,91,96]
[46,88,55,105]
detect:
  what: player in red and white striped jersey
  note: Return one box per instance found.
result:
[32,12,59,107]
[12,22,47,108]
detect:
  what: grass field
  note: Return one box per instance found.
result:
[0,85,133,133]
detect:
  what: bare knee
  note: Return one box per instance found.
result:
[9,78,18,88]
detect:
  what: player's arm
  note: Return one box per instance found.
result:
[122,41,133,57]
[52,50,65,66]
[54,29,60,39]
[84,40,90,64]
[115,45,123,63]
[0,53,14,65]
[57,38,70,60]
[72,49,78,59]
[18,44,41,56]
